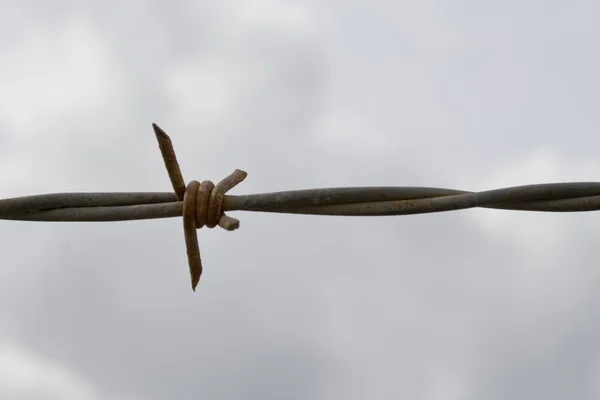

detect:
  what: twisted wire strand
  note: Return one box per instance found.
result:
[2,123,600,290]
[3,184,600,220]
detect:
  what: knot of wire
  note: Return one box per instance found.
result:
[153,124,247,290]
[3,123,600,291]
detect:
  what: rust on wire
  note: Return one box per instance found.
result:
[152,123,247,290]
[153,123,186,201]
[2,124,600,291]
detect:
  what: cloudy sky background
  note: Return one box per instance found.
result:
[1,0,600,398]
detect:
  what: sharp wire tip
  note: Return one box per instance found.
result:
[152,123,168,138]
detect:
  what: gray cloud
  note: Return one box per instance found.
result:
[1,1,600,399]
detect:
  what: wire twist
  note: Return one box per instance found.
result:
[153,124,247,290]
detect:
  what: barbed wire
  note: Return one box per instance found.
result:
[2,123,600,290]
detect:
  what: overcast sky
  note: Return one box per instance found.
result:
[1,1,600,399]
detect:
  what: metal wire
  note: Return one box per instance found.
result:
[2,124,600,290]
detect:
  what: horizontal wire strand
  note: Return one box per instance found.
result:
[2,183,600,221]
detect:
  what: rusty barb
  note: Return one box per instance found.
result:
[3,124,600,291]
